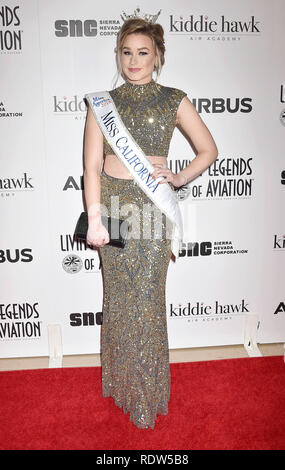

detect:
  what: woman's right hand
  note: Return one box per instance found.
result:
[86,217,110,248]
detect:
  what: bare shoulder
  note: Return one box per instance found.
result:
[84,98,103,139]
[174,94,218,155]
[176,94,200,125]
[157,83,188,126]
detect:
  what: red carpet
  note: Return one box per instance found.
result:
[1,356,284,450]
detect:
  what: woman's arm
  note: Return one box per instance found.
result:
[175,96,218,184]
[83,105,104,223]
[83,104,110,247]
[151,96,218,187]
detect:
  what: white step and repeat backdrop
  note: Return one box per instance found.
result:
[1,0,284,358]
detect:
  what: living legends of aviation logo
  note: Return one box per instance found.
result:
[60,233,101,274]
[0,302,42,340]
[170,157,254,200]
[0,5,22,52]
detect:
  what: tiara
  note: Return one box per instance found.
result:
[120,7,162,24]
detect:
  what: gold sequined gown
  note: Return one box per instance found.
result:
[98,78,187,429]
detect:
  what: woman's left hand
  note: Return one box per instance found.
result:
[150,163,186,188]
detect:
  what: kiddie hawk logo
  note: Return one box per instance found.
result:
[169,14,261,36]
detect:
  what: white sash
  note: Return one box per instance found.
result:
[85,90,183,258]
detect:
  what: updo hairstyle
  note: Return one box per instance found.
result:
[113,18,165,87]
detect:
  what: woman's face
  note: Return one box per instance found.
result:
[120,33,157,85]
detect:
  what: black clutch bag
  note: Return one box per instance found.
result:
[74,212,130,248]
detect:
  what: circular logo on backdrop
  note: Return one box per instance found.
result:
[280,108,285,126]
[175,184,191,201]
[62,254,83,273]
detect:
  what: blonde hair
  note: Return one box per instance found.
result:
[112,18,165,88]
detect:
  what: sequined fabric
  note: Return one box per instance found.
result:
[98,78,186,430]
[103,79,187,157]
[99,169,175,429]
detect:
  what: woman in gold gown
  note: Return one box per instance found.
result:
[83,15,218,429]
